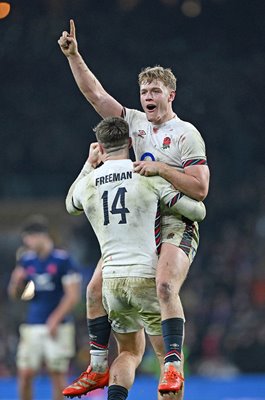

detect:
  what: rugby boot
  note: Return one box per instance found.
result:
[62,366,109,398]
[158,363,184,395]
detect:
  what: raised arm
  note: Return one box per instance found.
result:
[58,20,123,118]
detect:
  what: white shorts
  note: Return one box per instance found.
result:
[16,323,75,372]
[102,277,161,336]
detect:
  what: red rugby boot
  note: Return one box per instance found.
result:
[62,366,109,398]
[158,363,184,395]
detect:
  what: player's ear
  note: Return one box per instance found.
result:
[128,138,132,149]
[169,90,176,102]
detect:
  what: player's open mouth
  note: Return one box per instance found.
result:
[146,104,156,111]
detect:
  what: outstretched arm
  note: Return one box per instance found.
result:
[58,20,123,118]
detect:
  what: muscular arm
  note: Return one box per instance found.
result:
[59,20,123,118]
[159,164,210,201]
[68,53,122,117]
[134,162,210,201]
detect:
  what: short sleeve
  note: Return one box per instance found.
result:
[178,128,207,168]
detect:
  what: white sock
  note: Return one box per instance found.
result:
[165,360,181,371]
[89,349,108,372]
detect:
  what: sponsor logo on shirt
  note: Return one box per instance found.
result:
[137,130,146,138]
[35,273,55,291]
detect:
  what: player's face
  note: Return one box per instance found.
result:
[140,79,175,124]
[22,233,46,252]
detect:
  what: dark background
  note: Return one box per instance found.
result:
[1,0,265,377]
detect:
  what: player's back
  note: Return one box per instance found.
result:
[80,159,161,278]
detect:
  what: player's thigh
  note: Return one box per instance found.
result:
[157,243,190,287]
[45,323,75,372]
[114,329,146,358]
[16,324,44,371]
[161,216,199,264]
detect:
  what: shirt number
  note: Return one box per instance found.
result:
[101,187,130,225]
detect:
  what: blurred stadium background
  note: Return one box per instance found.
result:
[1,0,265,398]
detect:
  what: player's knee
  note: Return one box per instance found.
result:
[122,350,143,367]
[19,369,35,384]
[157,280,179,303]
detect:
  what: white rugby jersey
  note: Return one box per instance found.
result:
[124,108,207,169]
[68,159,205,279]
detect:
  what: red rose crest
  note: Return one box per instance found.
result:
[162,136,171,149]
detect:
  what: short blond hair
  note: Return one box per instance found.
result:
[138,65,177,91]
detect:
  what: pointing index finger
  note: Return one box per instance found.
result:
[70,19,76,38]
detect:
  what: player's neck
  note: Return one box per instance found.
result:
[37,240,53,259]
[104,149,129,161]
[151,111,176,126]
[161,111,176,124]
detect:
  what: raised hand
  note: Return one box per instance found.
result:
[58,19,78,57]
[88,142,104,168]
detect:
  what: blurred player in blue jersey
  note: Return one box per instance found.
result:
[8,215,82,400]
[58,20,210,399]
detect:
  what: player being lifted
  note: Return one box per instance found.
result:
[58,20,210,398]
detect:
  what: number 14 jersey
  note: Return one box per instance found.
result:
[70,159,200,279]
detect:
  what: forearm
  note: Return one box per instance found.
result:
[67,53,105,108]
[59,20,122,117]
[171,195,206,222]
[67,53,123,118]
[8,281,24,299]
[8,268,26,299]
[159,164,208,201]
